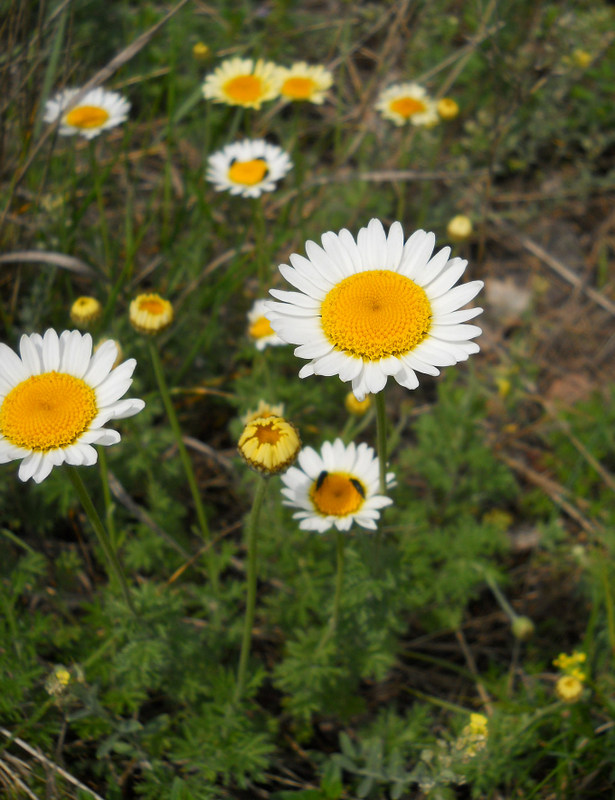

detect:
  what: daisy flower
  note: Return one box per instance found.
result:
[238,415,301,475]
[206,139,292,198]
[375,82,438,127]
[202,57,281,109]
[0,330,144,483]
[266,218,483,401]
[278,62,333,104]
[43,87,130,139]
[70,296,102,327]
[129,293,174,335]
[247,299,286,350]
[281,439,394,533]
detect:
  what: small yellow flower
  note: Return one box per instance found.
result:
[553,651,586,673]
[70,296,102,327]
[193,42,210,62]
[466,713,488,738]
[345,392,372,417]
[241,400,285,426]
[238,415,301,475]
[556,674,584,703]
[129,293,174,335]
[572,49,592,69]
[446,214,473,243]
[437,97,459,120]
[45,665,71,696]
[278,62,333,104]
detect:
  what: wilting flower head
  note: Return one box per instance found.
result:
[437,97,459,120]
[281,439,394,533]
[202,57,281,109]
[129,293,174,335]
[70,296,102,328]
[247,300,286,350]
[0,330,144,483]
[375,82,438,127]
[238,415,301,475]
[207,139,292,198]
[267,218,483,401]
[278,62,333,104]
[44,87,130,139]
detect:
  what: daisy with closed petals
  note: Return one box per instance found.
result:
[0,330,144,483]
[375,82,438,127]
[281,439,394,533]
[278,62,333,104]
[43,87,130,139]
[247,300,286,350]
[207,139,292,198]
[267,218,483,402]
[202,57,281,109]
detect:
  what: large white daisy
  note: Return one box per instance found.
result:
[281,439,394,533]
[206,139,292,198]
[267,219,483,401]
[375,82,438,127]
[0,330,144,483]
[44,87,130,139]
[202,57,282,109]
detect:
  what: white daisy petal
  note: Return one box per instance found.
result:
[0,329,144,482]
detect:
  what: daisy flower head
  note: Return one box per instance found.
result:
[278,62,333,104]
[129,293,174,336]
[70,296,102,328]
[281,439,394,533]
[44,87,130,139]
[238,415,301,475]
[207,139,292,199]
[0,330,144,483]
[267,218,484,401]
[247,299,286,350]
[375,82,438,127]
[202,57,281,109]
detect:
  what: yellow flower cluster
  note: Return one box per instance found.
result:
[553,651,587,704]
[455,713,488,760]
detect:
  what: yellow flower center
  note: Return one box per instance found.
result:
[249,316,274,340]
[390,96,426,118]
[0,372,97,451]
[223,74,264,104]
[138,297,167,315]
[64,105,110,129]
[281,76,316,99]
[321,270,432,360]
[228,158,268,186]
[311,472,366,517]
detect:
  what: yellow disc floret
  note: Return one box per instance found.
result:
[223,75,263,104]
[0,372,98,451]
[320,270,432,360]
[311,471,366,517]
[64,105,110,130]
[389,96,426,119]
[129,293,174,335]
[228,159,268,186]
[281,77,316,100]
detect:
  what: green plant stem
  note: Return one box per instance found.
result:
[483,570,518,623]
[97,446,117,553]
[147,341,214,560]
[66,466,135,615]
[252,197,267,291]
[375,390,388,495]
[331,531,345,631]
[88,142,112,273]
[235,475,268,702]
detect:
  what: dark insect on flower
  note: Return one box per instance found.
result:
[316,470,328,490]
[350,478,366,498]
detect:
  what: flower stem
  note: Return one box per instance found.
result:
[66,465,136,615]
[252,196,267,291]
[148,342,214,573]
[97,446,117,553]
[235,475,268,702]
[375,390,388,495]
[332,531,345,631]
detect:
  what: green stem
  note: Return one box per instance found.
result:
[375,390,388,495]
[66,466,135,615]
[253,197,267,291]
[331,531,345,631]
[235,475,268,702]
[88,142,112,274]
[483,570,518,623]
[148,342,213,553]
[97,446,117,553]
